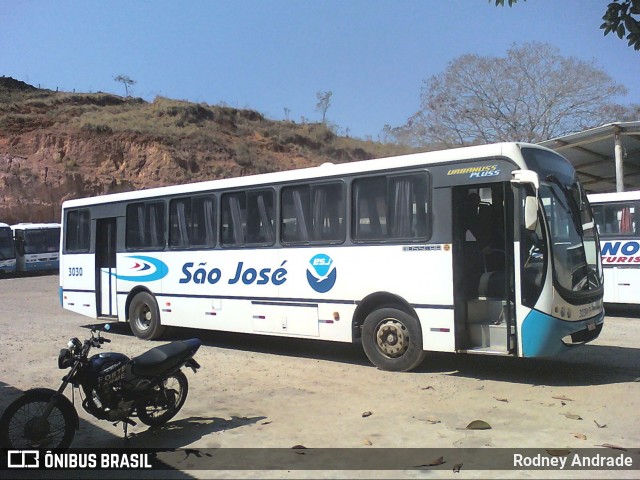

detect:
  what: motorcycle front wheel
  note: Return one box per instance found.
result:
[137,370,188,427]
[0,390,76,449]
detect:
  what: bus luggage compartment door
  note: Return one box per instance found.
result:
[251,301,319,337]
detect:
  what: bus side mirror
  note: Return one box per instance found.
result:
[525,196,538,231]
[511,170,540,189]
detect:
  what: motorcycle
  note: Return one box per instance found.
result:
[0,324,201,448]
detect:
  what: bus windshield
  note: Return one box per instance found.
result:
[0,228,14,260]
[522,148,602,301]
[23,228,61,254]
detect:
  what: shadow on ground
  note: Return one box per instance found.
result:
[1,381,260,478]
[92,321,640,388]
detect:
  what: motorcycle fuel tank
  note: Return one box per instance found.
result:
[83,352,130,387]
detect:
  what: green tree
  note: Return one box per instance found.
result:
[601,0,640,50]
[388,43,626,147]
[113,74,136,97]
[493,0,640,50]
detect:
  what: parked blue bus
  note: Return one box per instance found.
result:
[12,223,61,272]
[0,222,16,274]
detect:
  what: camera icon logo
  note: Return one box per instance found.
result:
[7,450,40,468]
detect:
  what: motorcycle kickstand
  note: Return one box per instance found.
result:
[116,419,136,445]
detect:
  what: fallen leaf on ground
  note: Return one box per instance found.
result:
[562,413,582,420]
[414,456,446,467]
[421,386,435,390]
[595,444,627,451]
[466,420,492,430]
[453,463,463,473]
[494,397,508,403]
[594,420,607,428]
[291,445,307,449]
[424,417,441,424]
[260,421,272,426]
[572,433,587,440]
[362,411,373,418]
[552,395,574,401]
[546,449,572,456]
[363,438,372,446]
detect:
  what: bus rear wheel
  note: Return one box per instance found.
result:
[129,292,165,340]
[362,308,425,372]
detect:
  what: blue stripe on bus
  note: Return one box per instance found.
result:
[120,291,454,310]
[252,300,319,308]
[62,289,454,311]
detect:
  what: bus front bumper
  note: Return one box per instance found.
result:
[521,309,605,357]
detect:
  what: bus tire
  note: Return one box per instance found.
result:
[362,308,426,372]
[129,291,165,340]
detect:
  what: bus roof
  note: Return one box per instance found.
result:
[61,142,552,209]
[0,223,10,228]
[11,223,61,230]
[587,190,640,203]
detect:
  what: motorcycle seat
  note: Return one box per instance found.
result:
[131,338,201,377]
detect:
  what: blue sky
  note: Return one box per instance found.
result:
[2,0,639,139]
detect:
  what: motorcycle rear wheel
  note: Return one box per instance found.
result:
[137,370,188,427]
[0,390,76,449]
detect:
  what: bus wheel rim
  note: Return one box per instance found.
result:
[135,305,151,331]
[375,319,408,358]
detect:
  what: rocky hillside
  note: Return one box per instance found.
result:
[0,77,414,224]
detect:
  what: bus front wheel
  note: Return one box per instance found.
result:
[129,292,165,340]
[362,308,425,372]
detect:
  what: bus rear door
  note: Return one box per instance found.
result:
[96,218,117,317]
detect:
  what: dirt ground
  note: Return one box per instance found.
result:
[0,274,639,479]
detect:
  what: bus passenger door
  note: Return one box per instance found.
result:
[96,218,117,317]
[452,184,516,354]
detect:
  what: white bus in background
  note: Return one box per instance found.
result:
[11,223,61,273]
[0,222,16,274]
[59,143,604,371]
[589,191,640,305]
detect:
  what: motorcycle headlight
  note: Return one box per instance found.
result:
[58,348,72,369]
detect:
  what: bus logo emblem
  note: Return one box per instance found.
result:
[306,254,337,293]
[115,255,169,282]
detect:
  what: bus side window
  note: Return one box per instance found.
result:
[221,193,246,246]
[353,177,387,240]
[311,183,345,242]
[170,195,216,249]
[281,186,310,243]
[594,202,640,237]
[66,210,90,253]
[246,191,275,245]
[170,198,191,247]
[126,202,165,250]
[192,196,216,247]
[353,173,429,242]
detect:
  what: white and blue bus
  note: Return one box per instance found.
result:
[12,223,61,273]
[0,222,16,274]
[589,190,640,305]
[59,143,604,371]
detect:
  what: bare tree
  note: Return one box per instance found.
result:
[316,91,333,124]
[391,43,627,147]
[113,74,137,97]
